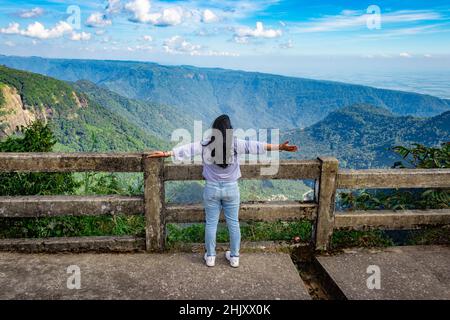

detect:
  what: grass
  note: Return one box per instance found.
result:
[166,220,312,247]
[330,227,450,249]
[0,215,145,239]
[0,217,313,244]
[0,83,5,107]
[331,230,394,249]
[2,215,447,250]
[405,226,450,245]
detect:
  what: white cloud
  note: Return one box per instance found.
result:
[399,52,412,58]
[0,21,91,42]
[279,39,293,49]
[0,22,20,34]
[235,22,282,40]
[210,0,280,20]
[125,0,152,23]
[163,35,201,54]
[196,27,221,37]
[340,9,360,16]
[18,7,45,19]
[202,9,219,23]
[125,0,184,26]
[86,12,112,27]
[424,54,432,58]
[290,10,443,33]
[234,36,249,44]
[4,41,15,47]
[71,31,92,41]
[18,21,73,39]
[384,10,442,22]
[201,50,240,57]
[163,35,238,56]
[150,7,184,26]
[143,35,153,41]
[360,23,449,40]
[126,44,153,51]
[135,44,153,50]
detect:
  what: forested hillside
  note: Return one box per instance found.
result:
[1,55,448,130]
[0,65,167,152]
[72,80,194,140]
[283,104,450,168]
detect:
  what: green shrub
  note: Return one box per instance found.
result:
[0,120,79,196]
[339,143,450,210]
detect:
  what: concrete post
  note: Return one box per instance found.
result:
[143,155,165,252]
[314,157,339,251]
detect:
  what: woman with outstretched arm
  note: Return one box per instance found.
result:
[148,114,298,268]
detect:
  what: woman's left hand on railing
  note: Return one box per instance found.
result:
[146,151,173,158]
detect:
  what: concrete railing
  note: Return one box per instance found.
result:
[0,152,449,252]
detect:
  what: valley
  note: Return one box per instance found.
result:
[1,58,449,203]
[1,55,449,130]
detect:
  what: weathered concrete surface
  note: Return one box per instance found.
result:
[0,195,144,218]
[316,245,450,300]
[0,236,145,253]
[0,252,310,300]
[165,160,321,181]
[0,152,144,173]
[166,201,317,223]
[314,157,338,251]
[334,209,450,230]
[337,168,450,189]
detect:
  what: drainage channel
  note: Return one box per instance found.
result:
[290,246,346,300]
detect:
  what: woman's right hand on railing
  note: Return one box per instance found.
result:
[279,141,298,152]
[146,151,173,158]
[265,141,299,152]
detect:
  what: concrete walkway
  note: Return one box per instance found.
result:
[0,252,310,300]
[316,245,450,300]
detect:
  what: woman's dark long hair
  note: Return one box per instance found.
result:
[203,114,234,168]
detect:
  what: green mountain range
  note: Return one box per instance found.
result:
[1,63,448,204]
[0,65,167,152]
[282,104,450,168]
[1,55,449,130]
[1,62,449,171]
[71,80,194,140]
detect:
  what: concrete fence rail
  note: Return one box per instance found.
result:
[0,152,449,252]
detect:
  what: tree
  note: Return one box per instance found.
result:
[392,142,450,169]
[0,120,79,196]
[340,142,450,210]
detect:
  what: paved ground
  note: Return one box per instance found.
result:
[0,252,310,300]
[316,245,450,300]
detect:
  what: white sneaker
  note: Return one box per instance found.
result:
[204,253,215,267]
[225,251,239,268]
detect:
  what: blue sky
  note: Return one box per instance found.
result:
[1,0,450,77]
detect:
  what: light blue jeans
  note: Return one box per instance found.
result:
[203,181,240,257]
